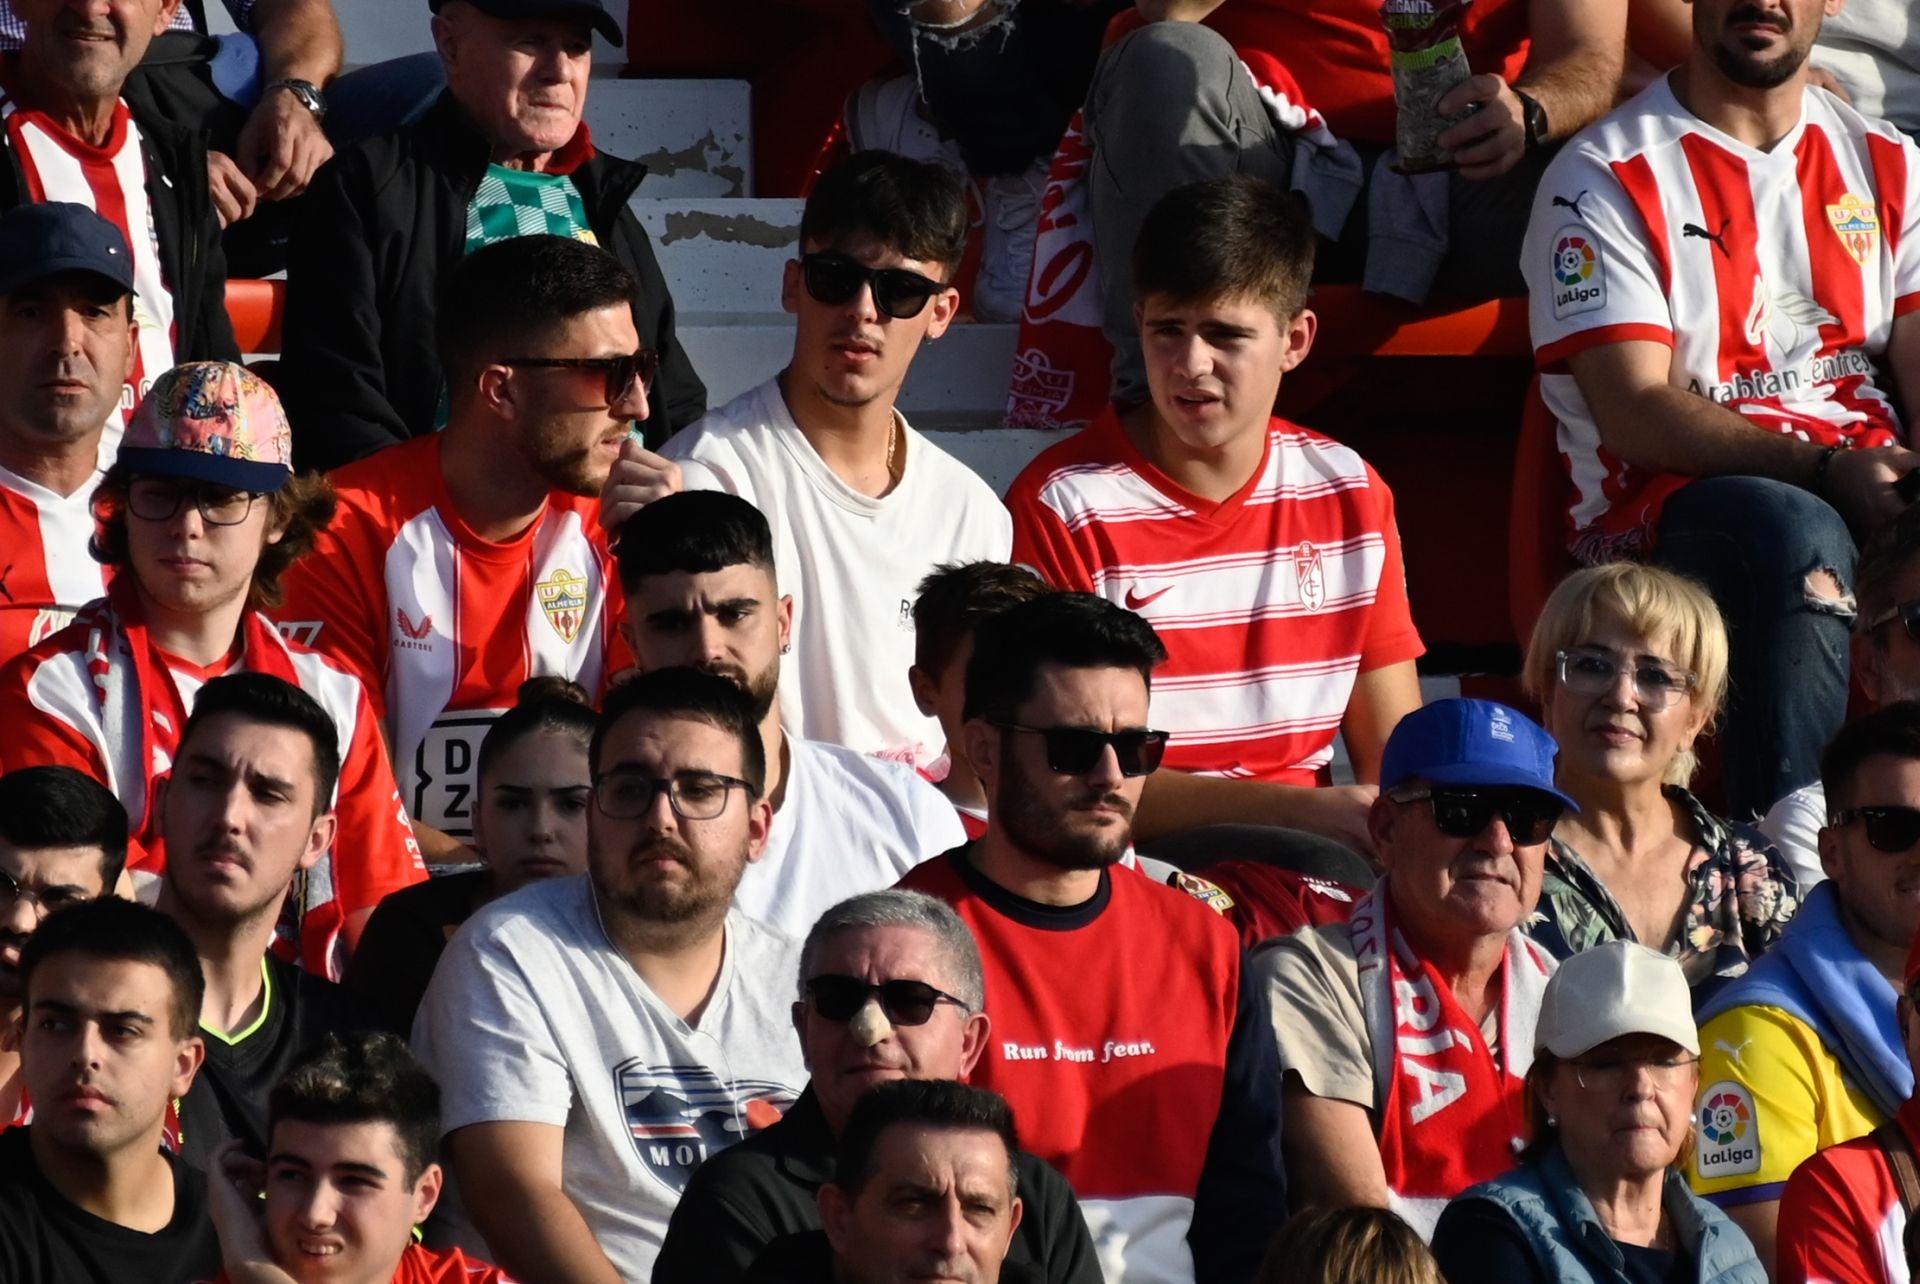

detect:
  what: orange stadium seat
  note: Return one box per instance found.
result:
[224,278,284,355]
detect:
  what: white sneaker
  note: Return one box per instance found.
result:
[973,158,1048,323]
[845,74,964,174]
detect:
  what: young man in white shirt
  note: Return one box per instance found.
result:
[617,491,965,935]
[602,150,1013,768]
[412,666,809,1284]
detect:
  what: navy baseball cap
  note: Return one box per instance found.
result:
[1380,698,1580,812]
[0,202,135,297]
[428,0,622,46]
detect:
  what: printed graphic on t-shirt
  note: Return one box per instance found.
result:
[615,1060,794,1194]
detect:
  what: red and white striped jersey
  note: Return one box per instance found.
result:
[1007,410,1423,784]
[0,463,107,663]
[274,435,628,842]
[0,94,176,446]
[1524,77,1920,560]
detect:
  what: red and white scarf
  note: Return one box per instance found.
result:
[1352,879,1554,1240]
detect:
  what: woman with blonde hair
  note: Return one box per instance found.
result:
[1522,563,1797,1000]
[1256,1206,1442,1284]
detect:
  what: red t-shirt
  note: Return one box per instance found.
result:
[216,1242,514,1283]
[1777,1097,1919,1284]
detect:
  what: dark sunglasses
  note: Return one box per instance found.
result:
[1831,805,1920,853]
[804,975,969,1026]
[800,253,946,319]
[1392,787,1565,845]
[501,350,659,405]
[992,722,1170,778]
[1869,599,1920,645]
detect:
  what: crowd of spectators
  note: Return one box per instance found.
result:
[3,0,1920,1281]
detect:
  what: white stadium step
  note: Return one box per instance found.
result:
[595,82,752,199]
[635,198,800,316]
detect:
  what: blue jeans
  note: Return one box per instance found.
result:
[1652,476,1856,819]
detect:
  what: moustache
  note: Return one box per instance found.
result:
[1726,6,1790,32]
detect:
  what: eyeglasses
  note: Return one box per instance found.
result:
[1571,1053,1700,1092]
[1389,787,1566,846]
[800,253,946,320]
[1868,599,1920,644]
[593,770,752,820]
[804,974,970,1025]
[501,350,659,405]
[1555,647,1697,709]
[125,478,263,526]
[0,868,93,916]
[991,722,1170,778]
[1830,805,1920,853]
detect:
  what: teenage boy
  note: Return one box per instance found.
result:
[602,150,1013,768]
[207,1030,511,1284]
[1005,176,1423,852]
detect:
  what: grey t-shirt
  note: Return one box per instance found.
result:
[412,875,809,1281]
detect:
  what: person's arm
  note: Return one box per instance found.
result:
[1890,305,1920,434]
[447,1122,625,1284]
[1342,664,1420,787]
[1188,962,1288,1284]
[208,1141,303,1284]
[1280,1079,1391,1210]
[1429,1197,1550,1284]
[1775,1152,1887,1284]
[1566,339,1920,531]
[1135,771,1378,858]
[651,1162,789,1284]
[1626,0,1690,71]
[327,684,425,948]
[1437,0,1627,180]
[230,0,340,202]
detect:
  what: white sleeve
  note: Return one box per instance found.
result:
[412,923,575,1133]
[1893,133,1920,307]
[906,773,968,859]
[1757,783,1828,892]
[1521,144,1676,367]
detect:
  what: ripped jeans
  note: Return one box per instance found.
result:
[864,0,1126,175]
[1653,476,1856,820]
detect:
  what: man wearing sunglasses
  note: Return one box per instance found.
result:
[414,667,807,1284]
[0,361,425,978]
[602,150,1013,769]
[0,767,126,1132]
[1689,702,1920,1275]
[276,236,638,868]
[616,491,965,936]
[1254,697,1574,1240]
[655,888,1101,1284]
[899,592,1284,1284]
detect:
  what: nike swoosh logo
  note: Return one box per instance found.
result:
[1124,584,1173,610]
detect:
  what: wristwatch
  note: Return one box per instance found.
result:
[266,79,327,122]
[1515,89,1549,151]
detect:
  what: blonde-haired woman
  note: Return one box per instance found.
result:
[1522,564,1798,1001]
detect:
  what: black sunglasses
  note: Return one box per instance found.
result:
[501,350,659,405]
[1831,805,1920,853]
[804,975,970,1026]
[800,253,946,320]
[1392,787,1565,846]
[1869,599,1920,645]
[992,722,1170,778]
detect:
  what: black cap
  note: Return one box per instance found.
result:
[428,0,622,46]
[0,202,136,297]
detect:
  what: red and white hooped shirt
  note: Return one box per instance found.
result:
[0,462,108,664]
[1007,409,1423,784]
[273,434,627,843]
[1523,76,1920,561]
[0,91,177,446]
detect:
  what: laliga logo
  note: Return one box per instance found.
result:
[1551,233,1604,314]
[1554,235,1597,287]
[1700,1090,1748,1145]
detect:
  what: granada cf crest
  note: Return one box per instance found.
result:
[1827,194,1880,267]
[536,568,588,643]
[1295,541,1326,613]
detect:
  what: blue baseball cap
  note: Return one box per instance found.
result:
[1380,698,1579,812]
[0,202,135,297]
[428,0,622,46]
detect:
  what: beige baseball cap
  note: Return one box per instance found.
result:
[1534,940,1699,1059]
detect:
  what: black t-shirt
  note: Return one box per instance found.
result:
[340,870,489,1038]
[1432,1197,1693,1284]
[177,955,364,1169]
[0,1127,221,1283]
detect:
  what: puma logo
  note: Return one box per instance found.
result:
[1683,218,1733,258]
[1714,1038,1753,1068]
[1123,583,1173,610]
[1551,191,1590,220]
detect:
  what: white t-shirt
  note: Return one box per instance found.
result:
[412,875,808,1282]
[1814,0,1920,136]
[1759,780,1829,892]
[662,378,1014,765]
[740,736,968,936]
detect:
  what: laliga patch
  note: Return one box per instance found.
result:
[1694,1080,1761,1178]
[1549,225,1606,320]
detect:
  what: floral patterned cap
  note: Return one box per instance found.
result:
[122,362,294,493]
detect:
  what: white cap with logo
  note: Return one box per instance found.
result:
[1533,940,1699,1059]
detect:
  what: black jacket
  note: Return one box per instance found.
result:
[0,98,238,367]
[280,91,706,472]
[652,1089,1103,1284]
